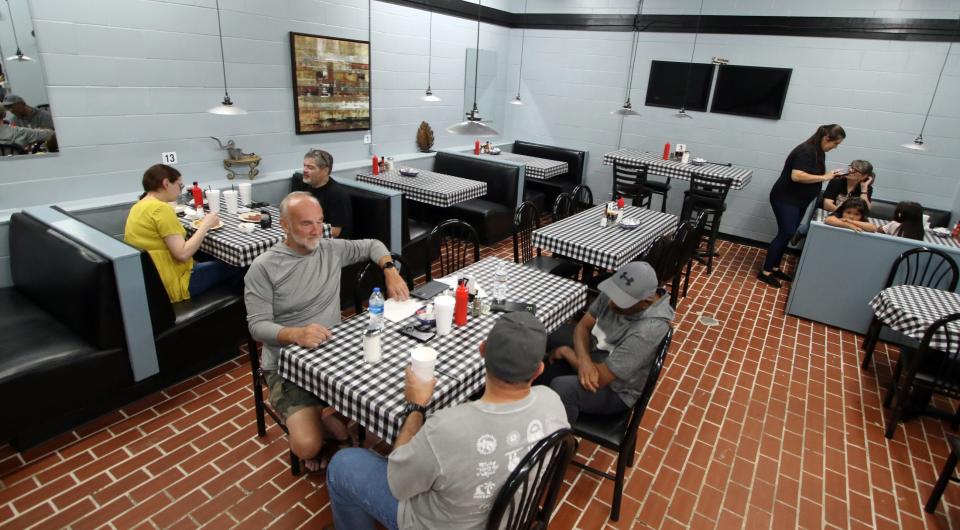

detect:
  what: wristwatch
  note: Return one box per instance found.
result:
[383,261,396,271]
[402,402,427,420]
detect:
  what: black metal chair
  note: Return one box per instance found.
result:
[882,312,960,439]
[486,429,576,530]
[570,327,673,521]
[513,201,580,280]
[674,212,707,303]
[679,173,732,274]
[570,184,594,214]
[425,219,481,282]
[248,339,301,476]
[926,435,960,514]
[551,193,574,222]
[353,253,415,315]
[645,174,672,213]
[861,248,960,369]
[0,143,25,156]
[611,162,652,209]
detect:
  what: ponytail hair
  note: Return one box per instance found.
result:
[805,124,846,152]
[892,201,924,241]
[140,164,181,200]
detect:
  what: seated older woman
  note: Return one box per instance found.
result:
[822,159,874,212]
[124,164,242,302]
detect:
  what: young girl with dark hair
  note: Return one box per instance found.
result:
[823,197,877,233]
[759,124,847,288]
[879,201,925,241]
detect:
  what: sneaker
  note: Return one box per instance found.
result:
[771,269,793,282]
[757,271,781,288]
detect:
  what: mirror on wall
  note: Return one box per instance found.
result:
[464,48,503,131]
[1,0,57,156]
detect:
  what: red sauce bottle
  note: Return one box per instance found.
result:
[474,140,481,155]
[952,220,960,239]
[191,182,204,210]
[372,155,379,175]
[617,195,625,209]
[663,143,671,160]
[454,279,469,326]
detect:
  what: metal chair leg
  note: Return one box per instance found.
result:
[926,447,960,513]
[860,317,882,369]
[611,450,628,521]
[247,339,267,437]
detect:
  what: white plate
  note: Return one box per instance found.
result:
[619,218,641,229]
[931,227,952,237]
[191,219,224,230]
[238,211,264,222]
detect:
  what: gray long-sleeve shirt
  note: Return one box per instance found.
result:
[244,238,390,370]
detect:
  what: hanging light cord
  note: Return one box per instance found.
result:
[5,0,23,51]
[679,0,705,110]
[516,0,527,96]
[472,0,481,108]
[623,0,645,103]
[917,18,958,137]
[214,0,230,100]
[427,11,433,86]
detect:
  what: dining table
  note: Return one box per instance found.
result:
[356,168,487,207]
[278,256,588,443]
[477,152,568,180]
[602,148,753,190]
[532,204,678,270]
[869,285,960,351]
[179,199,284,267]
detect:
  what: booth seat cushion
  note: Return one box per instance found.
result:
[869,199,951,228]
[446,199,513,245]
[434,152,520,208]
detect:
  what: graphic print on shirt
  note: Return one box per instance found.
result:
[505,446,525,472]
[476,461,498,478]
[473,481,497,500]
[506,430,521,446]
[526,419,545,443]
[476,434,497,455]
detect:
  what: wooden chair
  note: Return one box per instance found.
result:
[247,338,301,476]
[512,201,580,280]
[611,162,652,209]
[425,219,481,282]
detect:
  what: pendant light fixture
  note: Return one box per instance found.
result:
[208,0,246,115]
[3,0,33,62]
[611,0,645,116]
[674,0,704,119]
[509,0,528,106]
[447,0,499,136]
[421,11,441,102]
[901,17,958,151]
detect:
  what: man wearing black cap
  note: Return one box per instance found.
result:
[535,261,674,422]
[325,312,569,530]
[2,95,55,130]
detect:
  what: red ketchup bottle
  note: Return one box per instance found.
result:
[617,195,625,209]
[454,279,469,326]
[663,143,671,160]
[191,182,204,210]
[952,220,960,239]
[372,155,379,175]
[474,139,481,155]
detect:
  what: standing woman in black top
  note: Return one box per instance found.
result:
[759,124,847,288]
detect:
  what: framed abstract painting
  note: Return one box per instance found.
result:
[289,32,370,134]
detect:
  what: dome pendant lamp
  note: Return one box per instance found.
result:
[611,0,645,116]
[3,0,33,62]
[208,0,247,115]
[447,0,499,136]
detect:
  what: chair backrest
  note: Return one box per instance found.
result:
[426,219,481,281]
[552,193,573,222]
[611,163,647,204]
[639,233,678,284]
[512,141,587,185]
[353,253,415,314]
[883,247,959,292]
[570,184,593,213]
[688,173,732,204]
[905,312,960,400]
[434,152,521,208]
[486,428,576,530]
[623,327,673,438]
[0,143,25,156]
[513,201,540,265]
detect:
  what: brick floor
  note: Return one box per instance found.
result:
[2,230,960,529]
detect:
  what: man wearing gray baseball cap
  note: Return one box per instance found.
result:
[535,261,674,422]
[325,312,569,530]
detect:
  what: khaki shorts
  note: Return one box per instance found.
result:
[263,370,326,420]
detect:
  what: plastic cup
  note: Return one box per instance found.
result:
[434,295,455,336]
[410,346,438,381]
[238,183,252,206]
[363,329,382,364]
[206,189,221,213]
[223,190,239,214]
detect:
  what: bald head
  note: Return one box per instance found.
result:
[280,192,324,254]
[280,191,321,220]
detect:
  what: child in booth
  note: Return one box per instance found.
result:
[878,201,925,240]
[824,197,877,233]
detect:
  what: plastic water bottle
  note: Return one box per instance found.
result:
[368,288,385,330]
[493,262,508,304]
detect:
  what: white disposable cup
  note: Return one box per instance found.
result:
[223,190,239,214]
[238,183,252,206]
[363,331,382,363]
[434,295,455,336]
[410,346,438,381]
[206,189,221,213]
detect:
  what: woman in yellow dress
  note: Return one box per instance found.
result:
[125,164,240,302]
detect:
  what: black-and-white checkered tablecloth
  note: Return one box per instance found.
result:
[278,256,587,443]
[602,148,752,190]
[814,210,960,248]
[356,169,487,207]
[531,205,678,270]
[869,285,960,350]
[180,202,283,267]
[478,152,568,180]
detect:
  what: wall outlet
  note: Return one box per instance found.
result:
[161,152,178,164]
[363,133,372,144]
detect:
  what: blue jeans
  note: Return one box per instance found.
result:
[188,260,245,297]
[327,448,399,530]
[763,199,806,272]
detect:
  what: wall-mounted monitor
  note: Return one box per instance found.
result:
[710,64,792,120]
[644,60,715,112]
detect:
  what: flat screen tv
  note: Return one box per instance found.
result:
[644,60,714,112]
[710,64,792,120]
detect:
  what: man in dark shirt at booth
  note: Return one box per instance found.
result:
[291,148,353,238]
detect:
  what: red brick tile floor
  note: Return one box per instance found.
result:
[3,234,960,529]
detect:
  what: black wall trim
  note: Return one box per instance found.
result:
[379,0,960,42]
